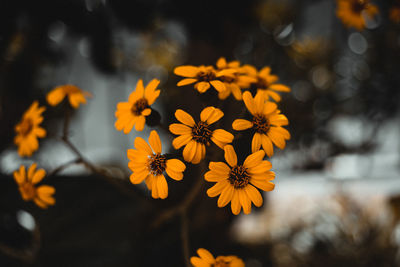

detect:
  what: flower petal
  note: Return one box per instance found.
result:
[177,78,197,86]
[207,180,228,198]
[197,248,215,264]
[166,159,186,172]
[232,119,253,131]
[251,133,262,153]
[195,82,211,93]
[218,184,234,207]
[157,175,168,199]
[209,162,230,176]
[169,123,192,135]
[269,83,291,92]
[182,140,197,163]
[267,128,286,149]
[149,130,162,154]
[239,190,252,214]
[174,66,199,77]
[134,137,153,154]
[172,134,192,149]
[243,150,265,169]
[261,134,274,157]
[31,169,46,184]
[251,179,275,192]
[231,190,241,215]
[210,80,226,92]
[211,129,234,148]
[245,184,263,207]
[224,145,237,167]
[242,91,256,115]
[200,107,224,125]
[175,109,195,127]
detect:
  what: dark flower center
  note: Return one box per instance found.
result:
[131,98,149,116]
[220,75,236,84]
[21,183,36,200]
[191,121,213,144]
[255,77,269,89]
[212,259,230,267]
[197,69,216,82]
[19,119,33,136]
[148,154,166,176]
[252,115,270,134]
[228,165,250,189]
[352,0,367,13]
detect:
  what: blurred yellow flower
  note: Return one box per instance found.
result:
[169,107,233,164]
[232,91,290,157]
[14,101,46,157]
[243,65,290,102]
[205,145,275,215]
[191,248,245,267]
[390,5,400,23]
[128,130,185,199]
[174,65,226,94]
[336,0,379,30]
[13,163,55,209]
[47,84,92,109]
[115,79,160,133]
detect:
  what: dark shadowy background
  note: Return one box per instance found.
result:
[1,0,400,266]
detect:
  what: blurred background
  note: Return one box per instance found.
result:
[1,0,400,266]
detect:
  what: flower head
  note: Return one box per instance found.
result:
[243,65,290,102]
[13,163,55,209]
[174,65,227,94]
[191,248,245,267]
[390,4,400,24]
[115,79,160,133]
[232,91,290,157]
[47,85,92,109]
[128,130,186,199]
[169,107,234,164]
[14,101,46,157]
[205,145,275,215]
[336,0,379,30]
[215,58,257,101]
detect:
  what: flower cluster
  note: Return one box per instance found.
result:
[174,57,290,101]
[336,0,378,30]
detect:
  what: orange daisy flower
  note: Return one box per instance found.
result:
[190,248,245,267]
[47,84,92,109]
[13,163,55,209]
[243,65,291,102]
[115,79,160,133]
[336,0,379,30]
[232,91,290,157]
[14,101,46,157]
[128,130,186,199]
[215,57,256,101]
[174,65,226,94]
[169,107,234,164]
[205,145,275,215]
[390,5,400,23]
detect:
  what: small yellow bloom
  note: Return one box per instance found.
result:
[14,101,46,157]
[115,79,160,133]
[128,130,186,199]
[169,107,234,164]
[190,248,244,267]
[215,57,256,101]
[47,84,92,109]
[243,65,290,102]
[174,65,226,94]
[206,145,275,215]
[232,91,290,157]
[336,0,379,30]
[13,163,55,209]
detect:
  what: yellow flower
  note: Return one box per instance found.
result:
[243,65,290,102]
[13,163,55,209]
[174,65,226,94]
[205,145,275,215]
[47,85,92,109]
[232,91,290,157]
[336,0,379,30]
[390,5,400,23]
[115,79,160,133]
[190,248,245,267]
[128,130,186,199]
[215,57,256,101]
[14,101,46,157]
[169,107,234,164]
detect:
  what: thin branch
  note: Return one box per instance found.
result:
[47,158,82,177]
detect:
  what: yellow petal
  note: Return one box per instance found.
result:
[204,171,227,182]
[165,168,183,181]
[36,185,55,195]
[261,134,274,157]
[210,80,226,92]
[157,175,168,199]
[68,93,87,109]
[232,119,253,131]
[273,127,291,139]
[239,190,251,214]
[172,134,192,149]
[251,179,275,192]
[251,133,262,153]
[166,159,186,172]
[134,116,146,131]
[209,162,230,176]
[27,163,37,182]
[174,66,199,77]
[245,184,263,207]
[169,123,192,135]
[207,180,228,198]
[141,108,151,116]
[269,114,289,126]
[216,57,227,69]
[243,150,265,169]
[211,129,234,147]
[175,109,195,127]
[191,142,205,164]
[177,78,197,86]
[149,130,162,154]
[247,161,272,174]
[134,137,152,154]
[218,184,234,207]
[224,145,237,167]
[259,66,271,77]
[263,101,278,115]
[269,84,291,92]
[182,140,197,163]
[130,170,148,184]
[197,248,215,263]
[231,190,241,215]
[46,87,66,106]
[31,169,46,184]
[200,107,224,125]
[267,128,286,149]
[190,257,208,267]
[254,91,265,114]
[242,91,256,115]
[196,82,210,93]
